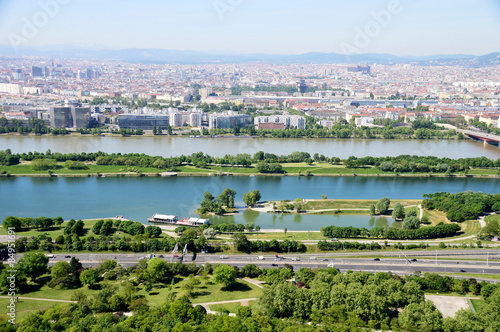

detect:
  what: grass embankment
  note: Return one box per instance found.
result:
[440,273,500,282]
[471,299,487,312]
[485,214,500,223]
[1,161,498,177]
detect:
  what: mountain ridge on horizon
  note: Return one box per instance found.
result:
[0,45,498,66]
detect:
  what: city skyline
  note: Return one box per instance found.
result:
[0,0,499,56]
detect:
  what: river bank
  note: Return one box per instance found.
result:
[1,171,498,178]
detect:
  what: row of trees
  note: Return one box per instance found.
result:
[198,189,236,215]
[321,222,461,240]
[4,149,499,173]
[2,216,64,231]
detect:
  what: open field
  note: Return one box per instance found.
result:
[139,278,262,307]
[302,199,421,211]
[0,298,62,322]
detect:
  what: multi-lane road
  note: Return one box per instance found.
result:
[33,250,500,282]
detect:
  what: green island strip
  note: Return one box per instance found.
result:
[0,150,499,177]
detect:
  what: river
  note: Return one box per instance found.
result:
[1,176,498,230]
[1,135,499,159]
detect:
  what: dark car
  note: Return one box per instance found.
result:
[271,264,278,267]
[459,269,466,273]
[410,259,417,262]
[159,255,164,258]
[323,258,328,261]
[65,255,71,258]
[373,258,380,261]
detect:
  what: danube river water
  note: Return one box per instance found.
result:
[1,135,499,159]
[1,176,498,230]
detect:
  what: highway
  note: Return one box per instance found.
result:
[33,251,500,281]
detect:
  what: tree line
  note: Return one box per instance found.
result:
[4,150,498,174]
[321,222,461,240]
[423,191,500,222]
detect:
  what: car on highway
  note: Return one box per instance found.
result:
[410,259,417,262]
[64,255,71,258]
[219,255,229,259]
[271,264,278,267]
[310,256,316,260]
[323,258,328,261]
[257,256,265,260]
[291,257,300,261]
[330,238,338,241]
[459,269,466,273]
[373,258,380,261]
[275,258,282,261]
[159,255,164,258]
[174,254,179,257]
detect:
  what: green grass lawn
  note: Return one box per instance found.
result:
[246,231,326,241]
[141,278,262,307]
[302,199,420,211]
[485,214,500,223]
[19,282,100,301]
[0,298,62,322]
[470,299,487,312]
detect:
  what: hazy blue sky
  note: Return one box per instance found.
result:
[0,0,499,55]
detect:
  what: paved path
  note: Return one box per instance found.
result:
[195,297,258,316]
[0,296,76,303]
[242,278,264,288]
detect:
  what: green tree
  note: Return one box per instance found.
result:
[2,216,21,231]
[217,188,237,208]
[376,197,391,215]
[213,265,237,289]
[147,257,169,282]
[403,216,421,230]
[369,205,376,215]
[51,261,70,279]
[398,301,443,331]
[18,252,49,282]
[243,190,261,207]
[233,232,251,253]
[392,203,405,220]
[79,268,100,287]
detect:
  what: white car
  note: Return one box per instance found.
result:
[310,256,316,260]
[291,257,300,261]
[219,255,229,259]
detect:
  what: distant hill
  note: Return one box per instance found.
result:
[0,45,497,66]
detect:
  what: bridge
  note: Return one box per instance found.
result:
[436,124,500,146]
[462,130,500,146]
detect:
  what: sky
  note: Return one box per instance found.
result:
[0,0,499,56]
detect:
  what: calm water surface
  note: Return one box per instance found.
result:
[1,176,498,230]
[1,135,499,159]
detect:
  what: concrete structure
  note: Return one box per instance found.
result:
[169,112,184,127]
[347,65,371,73]
[189,112,202,127]
[49,106,91,129]
[254,115,306,129]
[297,79,307,94]
[118,114,169,130]
[31,66,43,77]
[208,113,252,129]
[0,83,23,94]
[257,122,285,130]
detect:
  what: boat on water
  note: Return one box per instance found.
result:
[148,213,209,227]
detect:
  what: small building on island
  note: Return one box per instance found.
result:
[148,214,209,226]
